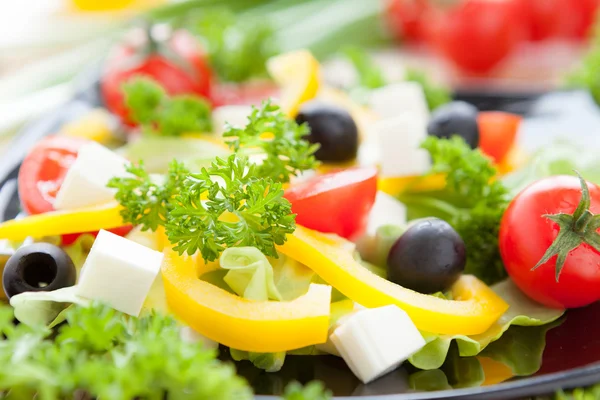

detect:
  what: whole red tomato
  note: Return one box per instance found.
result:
[19,135,132,245]
[284,167,378,240]
[519,0,599,41]
[427,0,526,73]
[101,27,213,125]
[385,0,433,42]
[499,175,600,309]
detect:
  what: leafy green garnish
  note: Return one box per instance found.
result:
[167,155,295,261]
[223,100,319,184]
[0,303,252,399]
[191,8,278,83]
[283,381,332,400]
[565,15,600,106]
[400,136,510,284]
[108,159,190,232]
[123,77,212,136]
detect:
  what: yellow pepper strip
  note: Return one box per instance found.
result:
[266,50,320,117]
[0,202,125,241]
[377,174,447,197]
[478,356,514,386]
[278,226,508,336]
[161,249,332,353]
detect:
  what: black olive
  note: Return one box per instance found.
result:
[427,101,479,148]
[386,218,466,294]
[2,243,76,299]
[296,101,359,162]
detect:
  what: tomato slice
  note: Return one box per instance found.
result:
[477,111,521,164]
[284,167,378,240]
[18,135,132,244]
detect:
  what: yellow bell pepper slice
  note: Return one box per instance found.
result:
[161,249,331,352]
[278,226,508,335]
[478,356,515,386]
[266,50,320,117]
[0,202,125,241]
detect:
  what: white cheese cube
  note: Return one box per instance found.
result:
[330,305,425,384]
[371,115,431,177]
[366,191,407,236]
[368,82,429,121]
[212,105,253,135]
[76,230,164,316]
[53,142,129,210]
[179,326,220,350]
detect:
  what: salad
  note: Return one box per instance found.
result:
[0,15,598,400]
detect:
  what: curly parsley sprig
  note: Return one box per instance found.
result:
[123,77,212,136]
[167,155,295,261]
[223,100,320,184]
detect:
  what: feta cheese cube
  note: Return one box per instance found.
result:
[330,305,426,384]
[368,82,429,121]
[366,191,407,236]
[76,230,164,316]
[179,326,220,350]
[53,142,129,210]
[371,115,431,177]
[212,105,253,135]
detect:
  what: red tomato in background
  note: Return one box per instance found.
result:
[385,0,433,42]
[478,111,521,164]
[19,136,132,245]
[519,0,599,41]
[499,176,600,309]
[284,167,378,240]
[101,28,213,125]
[427,0,526,73]
[519,0,571,41]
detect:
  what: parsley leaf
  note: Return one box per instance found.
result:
[167,154,296,261]
[123,77,212,136]
[404,68,452,111]
[0,303,253,399]
[283,381,332,400]
[190,8,278,83]
[108,159,189,231]
[399,137,510,284]
[223,100,319,184]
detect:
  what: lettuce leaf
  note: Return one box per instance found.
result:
[409,279,564,370]
[62,233,96,276]
[121,136,231,173]
[10,286,89,327]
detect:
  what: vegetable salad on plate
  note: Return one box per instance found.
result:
[0,18,594,400]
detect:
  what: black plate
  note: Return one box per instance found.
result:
[5,75,600,400]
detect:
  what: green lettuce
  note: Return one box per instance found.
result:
[121,136,231,173]
[503,141,600,197]
[10,286,88,328]
[409,279,564,370]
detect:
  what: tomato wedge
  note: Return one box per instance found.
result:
[478,111,521,164]
[284,167,378,240]
[18,135,132,244]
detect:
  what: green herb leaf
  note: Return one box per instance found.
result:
[108,159,190,232]
[167,154,296,261]
[283,381,332,400]
[223,100,319,183]
[123,76,212,136]
[342,46,386,90]
[191,8,278,83]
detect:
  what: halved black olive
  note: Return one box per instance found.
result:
[2,243,76,299]
[387,218,466,294]
[296,101,359,162]
[427,101,479,149]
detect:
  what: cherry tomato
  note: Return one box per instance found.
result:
[499,176,600,309]
[478,111,521,164]
[385,0,433,42]
[565,0,599,39]
[18,135,132,244]
[427,0,526,73]
[284,167,378,240]
[101,28,213,125]
[519,0,599,41]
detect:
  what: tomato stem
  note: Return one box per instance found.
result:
[532,171,600,282]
